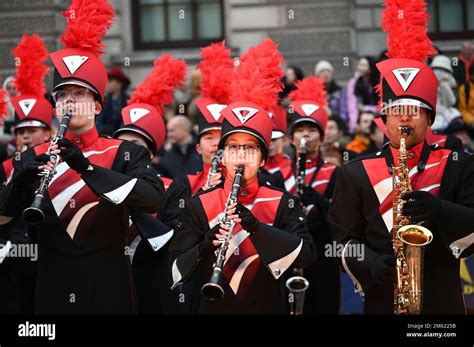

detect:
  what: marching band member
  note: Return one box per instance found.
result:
[184,41,234,195]
[0,0,164,314]
[286,76,340,314]
[0,34,54,314]
[113,54,189,314]
[169,39,316,314]
[329,0,474,314]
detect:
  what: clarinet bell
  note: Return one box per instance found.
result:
[22,194,46,224]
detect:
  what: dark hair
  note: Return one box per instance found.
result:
[354,56,380,105]
[328,115,347,134]
[357,110,376,125]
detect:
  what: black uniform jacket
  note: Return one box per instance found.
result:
[329,141,474,314]
[0,128,164,314]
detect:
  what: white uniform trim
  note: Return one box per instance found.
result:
[268,239,303,279]
[103,178,137,205]
[450,233,474,259]
[0,241,12,264]
[171,259,182,289]
[147,229,174,252]
[129,235,142,263]
[341,240,364,298]
[229,254,259,294]
[52,179,86,216]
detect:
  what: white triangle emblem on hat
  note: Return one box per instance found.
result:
[392,68,420,91]
[232,107,258,124]
[62,55,90,74]
[301,103,319,116]
[206,104,227,121]
[18,98,37,116]
[130,108,150,123]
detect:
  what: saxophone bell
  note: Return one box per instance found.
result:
[286,268,309,315]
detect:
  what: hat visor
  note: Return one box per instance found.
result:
[271,130,285,140]
[198,126,222,138]
[380,98,433,114]
[219,129,267,149]
[113,127,157,154]
[53,80,99,96]
[14,120,49,132]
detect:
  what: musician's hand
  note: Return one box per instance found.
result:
[200,224,220,255]
[213,223,231,246]
[233,203,260,234]
[299,185,320,207]
[372,254,396,286]
[401,190,442,224]
[202,172,222,191]
[12,153,53,187]
[56,138,91,174]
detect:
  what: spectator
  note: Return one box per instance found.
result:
[345,57,379,133]
[444,119,474,154]
[430,55,460,131]
[157,115,202,179]
[345,109,375,154]
[180,68,202,126]
[314,60,347,118]
[96,67,130,136]
[2,76,16,135]
[361,120,385,155]
[453,41,474,88]
[458,64,474,126]
[279,65,304,106]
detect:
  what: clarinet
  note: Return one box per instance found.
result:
[201,165,244,300]
[22,109,73,224]
[295,138,307,199]
[205,155,220,189]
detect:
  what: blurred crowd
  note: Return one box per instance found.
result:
[2,41,473,179]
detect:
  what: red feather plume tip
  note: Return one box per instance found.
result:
[289,76,328,107]
[231,38,284,110]
[0,89,7,119]
[198,41,234,104]
[382,0,436,62]
[128,54,186,115]
[61,0,115,56]
[13,34,49,97]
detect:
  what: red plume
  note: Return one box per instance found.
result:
[382,0,436,62]
[0,89,7,120]
[288,76,328,107]
[230,38,284,110]
[61,0,115,56]
[12,34,49,97]
[198,41,234,104]
[128,54,186,114]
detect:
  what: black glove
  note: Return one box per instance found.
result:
[236,203,260,234]
[401,190,442,224]
[371,254,396,286]
[299,185,320,207]
[199,224,220,256]
[57,138,91,174]
[12,153,51,187]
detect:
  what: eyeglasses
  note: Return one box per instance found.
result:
[224,143,261,154]
[51,88,90,102]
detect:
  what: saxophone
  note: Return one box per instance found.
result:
[392,126,433,315]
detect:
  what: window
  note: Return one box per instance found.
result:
[132,0,224,50]
[427,0,474,39]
